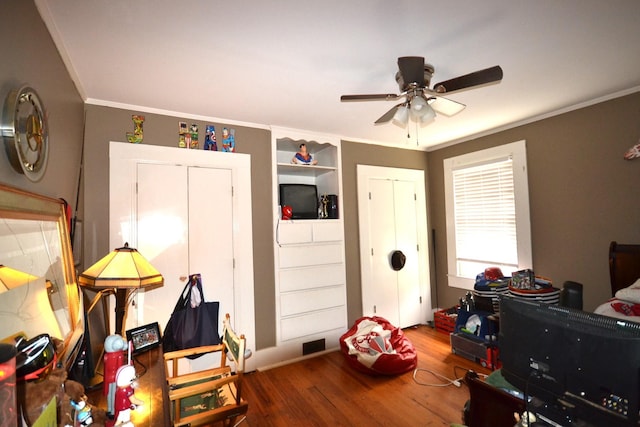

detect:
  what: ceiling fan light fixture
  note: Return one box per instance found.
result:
[418,104,436,126]
[409,95,428,120]
[392,105,409,127]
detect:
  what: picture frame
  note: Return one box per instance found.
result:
[126,322,161,354]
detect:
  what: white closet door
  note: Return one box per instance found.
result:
[393,180,422,327]
[135,163,189,332]
[109,141,255,370]
[188,167,234,320]
[359,169,427,329]
[134,164,235,334]
[366,178,400,324]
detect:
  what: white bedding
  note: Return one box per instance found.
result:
[595,278,640,321]
[594,298,640,321]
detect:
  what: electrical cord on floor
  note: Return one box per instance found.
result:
[453,365,488,386]
[413,366,488,388]
[233,415,247,426]
[412,367,464,387]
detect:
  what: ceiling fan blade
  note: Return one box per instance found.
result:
[433,65,503,94]
[341,93,400,101]
[397,56,425,86]
[374,104,403,124]
[429,96,466,117]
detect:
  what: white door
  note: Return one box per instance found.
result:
[187,166,234,321]
[135,163,189,331]
[392,180,422,327]
[368,179,400,324]
[135,163,234,332]
[358,165,431,328]
[109,141,256,370]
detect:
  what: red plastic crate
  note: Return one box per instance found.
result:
[434,306,458,334]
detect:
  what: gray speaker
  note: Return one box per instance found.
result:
[560,281,583,310]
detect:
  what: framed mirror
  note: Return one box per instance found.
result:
[0,183,83,369]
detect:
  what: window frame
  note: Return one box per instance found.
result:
[443,140,532,290]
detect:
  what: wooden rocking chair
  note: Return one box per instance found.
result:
[164,313,248,427]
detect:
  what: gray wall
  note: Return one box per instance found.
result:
[0,0,84,202]
[428,92,640,311]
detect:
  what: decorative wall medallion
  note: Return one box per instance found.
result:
[1,85,49,182]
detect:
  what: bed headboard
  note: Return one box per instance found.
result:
[609,241,640,296]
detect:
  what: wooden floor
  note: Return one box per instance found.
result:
[240,325,491,426]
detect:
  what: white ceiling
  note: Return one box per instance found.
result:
[36,0,640,150]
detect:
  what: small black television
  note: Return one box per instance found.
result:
[499,295,640,426]
[279,184,318,219]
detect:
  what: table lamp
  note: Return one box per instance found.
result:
[0,265,38,293]
[78,243,163,336]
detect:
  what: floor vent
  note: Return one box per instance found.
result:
[302,338,326,355]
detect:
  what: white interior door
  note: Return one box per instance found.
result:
[135,163,189,332]
[134,164,235,330]
[187,166,234,320]
[367,179,400,323]
[109,141,256,370]
[392,180,422,327]
[357,165,431,328]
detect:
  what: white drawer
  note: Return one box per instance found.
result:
[279,264,345,292]
[280,285,346,317]
[279,243,343,268]
[277,221,313,244]
[280,306,347,342]
[312,221,343,242]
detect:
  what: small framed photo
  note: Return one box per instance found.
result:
[126,322,161,354]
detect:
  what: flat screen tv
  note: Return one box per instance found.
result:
[279,184,318,219]
[500,295,640,426]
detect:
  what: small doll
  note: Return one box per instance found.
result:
[110,364,143,427]
[70,398,94,426]
[221,127,236,152]
[291,143,317,165]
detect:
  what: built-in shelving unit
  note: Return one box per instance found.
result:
[270,127,347,356]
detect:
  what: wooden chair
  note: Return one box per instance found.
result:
[609,241,640,296]
[164,313,248,427]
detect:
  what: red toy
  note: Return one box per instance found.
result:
[103,335,127,418]
[106,364,142,427]
[281,205,293,220]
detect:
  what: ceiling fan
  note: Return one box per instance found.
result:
[340,56,503,127]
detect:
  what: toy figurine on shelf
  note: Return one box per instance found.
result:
[190,123,199,149]
[178,121,188,148]
[204,125,217,151]
[320,194,329,218]
[110,364,143,427]
[221,127,236,152]
[291,143,317,165]
[103,334,127,419]
[126,115,144,144]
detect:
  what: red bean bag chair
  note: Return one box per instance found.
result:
[340,316,417,376]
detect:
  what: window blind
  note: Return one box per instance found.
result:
[452,156,518,278]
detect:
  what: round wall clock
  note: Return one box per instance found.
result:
[2,85,49,182]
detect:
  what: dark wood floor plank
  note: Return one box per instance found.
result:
[240,325,490,426]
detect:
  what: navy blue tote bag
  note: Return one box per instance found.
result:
[162,273,220,359]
